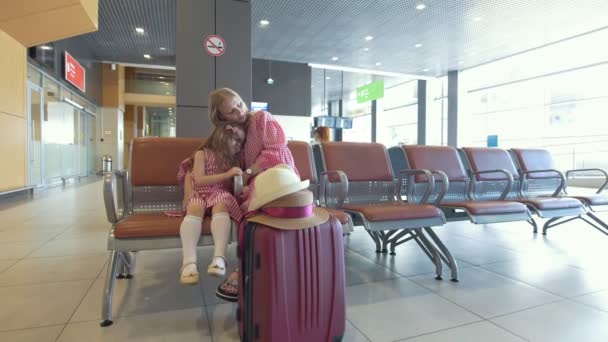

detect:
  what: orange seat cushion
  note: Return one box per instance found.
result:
[517,197,583,210]
[115,213,212,238]
[571,195,608,206]
[343,203,442,222]
[325,208,350,225]
[441,201,528,216]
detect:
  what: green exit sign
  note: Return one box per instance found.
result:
[357,80,384,103]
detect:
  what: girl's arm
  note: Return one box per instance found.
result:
[191,150,233,186]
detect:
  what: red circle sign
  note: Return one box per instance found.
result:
[204,35,226,57]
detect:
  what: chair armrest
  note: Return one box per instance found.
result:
[319,170,349,208]
[469,169,514,200]
[429,170,449,205]
[103,170,128,224]
[566,168,608,194]
[397,169,435,204]
[521,169,566,197]
[233,174,243,196]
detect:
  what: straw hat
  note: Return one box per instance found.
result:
[248,164,310,211]
[247,190,329,230]
[246,165,329,230]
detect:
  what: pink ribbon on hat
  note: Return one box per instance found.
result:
[261,205,314,218]
[244,204,314,220]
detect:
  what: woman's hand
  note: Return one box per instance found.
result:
[242,172,251,186]
[225,167,243,178]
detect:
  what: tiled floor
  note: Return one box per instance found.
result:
[2,180,608,341]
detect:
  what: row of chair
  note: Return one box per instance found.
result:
[290,142,608,282]
[101,138,608,326]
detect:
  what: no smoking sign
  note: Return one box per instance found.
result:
[204,35,226,57]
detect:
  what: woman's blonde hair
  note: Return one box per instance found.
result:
[209,88,250,126]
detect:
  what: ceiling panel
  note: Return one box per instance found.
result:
[81,0,176,66]
[252,0,608,76]
[79,0,608,83]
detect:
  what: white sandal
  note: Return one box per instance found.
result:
[180,262,199,285]
[207,256,227,277]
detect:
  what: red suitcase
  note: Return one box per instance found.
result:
[237,216,346,342]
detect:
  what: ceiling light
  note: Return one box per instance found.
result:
[136,27,145,34]
[416,4,426,10]
[365,35,374,41]
[160,47,166,51]
[331,56,339,61]
[375,62,382,66]
[40,45,53,50]
[423,68,429,72]
[266,77,274,85]
[415,43,422,48]
[326,76,331,80]
[158,76,165,79]
[363,47,369,51]
[144,54,151,59]
[260,20,270,26]
[165,92,170,95]
[473,17,482,22]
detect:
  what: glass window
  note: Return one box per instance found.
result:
[126,67,176,96]
[377,79,417,146]
[27,64,42,86]
[459,30,608,173]
[342,114,371,143]
[146,107,176,137]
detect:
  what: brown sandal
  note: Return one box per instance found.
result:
[215,271,238,302]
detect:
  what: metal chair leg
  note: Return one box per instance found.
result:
[388,229,411,255]
[121,252,135,279]
[586,213,608,235]
[115,252,125,279]
[415,231,443,280]
[542,217,559,235]
[100,250,120,327]
[527,218,538,234]
[424,227,459,282]
[366,230,382,253]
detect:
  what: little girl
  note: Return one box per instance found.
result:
[177,125,245,285]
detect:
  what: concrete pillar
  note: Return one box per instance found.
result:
[417,80,427,145]
[176,0,252,137]
[447,71,459,147]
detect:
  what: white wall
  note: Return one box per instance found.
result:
[97,107,125,171]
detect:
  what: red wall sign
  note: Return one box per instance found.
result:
[64,52,86,93]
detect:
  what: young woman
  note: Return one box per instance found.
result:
[208,88,298,301]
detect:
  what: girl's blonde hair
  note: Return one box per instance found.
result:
[196,124,245,167]
[209,88,251,126]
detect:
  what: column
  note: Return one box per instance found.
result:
[417,80,427,145]
[447,70,459,147]
[176,0,252,137]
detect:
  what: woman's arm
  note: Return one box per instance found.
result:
[192,150,233,186]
